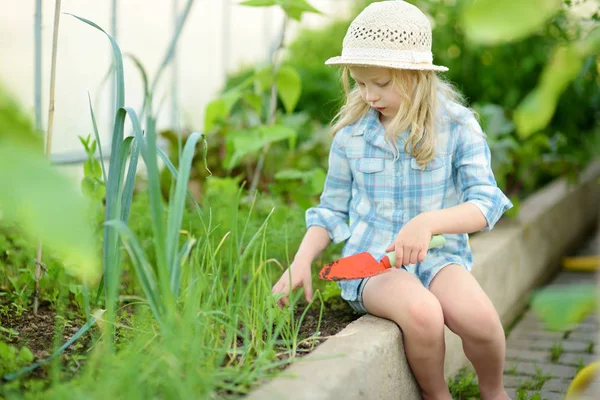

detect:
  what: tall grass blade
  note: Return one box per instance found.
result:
[121,138,140,222]
[105,221,164,327]
[123,108,173,314]
[70,15,128,331]
[167,131,203,295]
[157,146,204,213]
[87,92,107,185]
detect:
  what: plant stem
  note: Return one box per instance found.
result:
[248,15,288,196]
[34,0,62,315]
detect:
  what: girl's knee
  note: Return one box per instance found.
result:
[402,297,445,340]
[458,306,503,342]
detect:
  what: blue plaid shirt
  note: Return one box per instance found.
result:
[306,103,513,301]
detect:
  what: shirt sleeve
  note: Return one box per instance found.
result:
[305,129,352,244]
[453,112,513,231]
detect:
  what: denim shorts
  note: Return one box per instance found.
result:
[345,262,467,314]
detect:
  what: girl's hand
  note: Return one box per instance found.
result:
[271,261,313,309]
[386,215,433,267]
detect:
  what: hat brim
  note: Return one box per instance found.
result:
[325,56,448,72]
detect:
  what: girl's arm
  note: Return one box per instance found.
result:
[419,202,488,235]
[294,225,332,264]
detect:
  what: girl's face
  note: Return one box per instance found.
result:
[349,66,407,123]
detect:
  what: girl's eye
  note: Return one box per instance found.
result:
[377,81,390,87]
[356,82,365,87]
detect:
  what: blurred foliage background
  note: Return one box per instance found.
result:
[175,0,599,214]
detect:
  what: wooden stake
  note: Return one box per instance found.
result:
[34,0,62,315]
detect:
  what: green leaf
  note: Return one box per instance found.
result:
[260,124,296,143]
[17,347,34,364]
[276,66,302,114]
[225,125,296,169]
[243,92,262,115]
[308,168,326,195]
[81,176,106,202]
[530,284,597,331]
[204,99,227,133]
[222,90,244,115]
[281,0,322,21]
[461,0,561,45]
[0,143,100,284]
[255,66,275,93]
[275,169,307,180]
[514,45,584,138]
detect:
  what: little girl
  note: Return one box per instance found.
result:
[272,1,512,399]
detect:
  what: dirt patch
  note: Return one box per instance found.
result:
[296,299,360,340]
[1,298,89,383]
[2,301,58,359]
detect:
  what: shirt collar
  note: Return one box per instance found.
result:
[353,108,400,154]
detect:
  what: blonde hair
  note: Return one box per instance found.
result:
[331,67,466,168]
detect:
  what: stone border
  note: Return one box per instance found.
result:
[248,162,600,400]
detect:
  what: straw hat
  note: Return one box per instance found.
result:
[325,0,448,72]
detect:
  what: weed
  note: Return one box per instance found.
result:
[550,341,563,363]
[517,367,552,391]
[516,389,542,400]
[576,357,585,373]
[448,368,480,400]
[585,341,594,354]
[505,364,519,376]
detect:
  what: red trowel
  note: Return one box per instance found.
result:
[318,235,446,281]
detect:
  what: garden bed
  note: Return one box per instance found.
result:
[246,161,600,400]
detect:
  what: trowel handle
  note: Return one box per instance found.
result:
[385,234,445,268]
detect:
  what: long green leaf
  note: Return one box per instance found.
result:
[87,92,107,185]
[121,137,140,223]
[514,27,600,138]
[105,221,164,327]
[123,108,173,313]
[69,14,124,107]
[167,131,204,296]
[70,14,127,328]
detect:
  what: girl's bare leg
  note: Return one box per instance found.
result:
[429,265,510,400]
[362,269,452,400]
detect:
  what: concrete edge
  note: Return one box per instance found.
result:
[247,161,600,400]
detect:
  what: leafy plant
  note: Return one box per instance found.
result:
[448,368,480,400]
[0,341,34,377]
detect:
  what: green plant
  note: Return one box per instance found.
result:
[0,341,34,377]
[576,357,585,374]
[516,390,542,400]
[448,368,481,400]
[550,341,563,363]
[517,367,552,391]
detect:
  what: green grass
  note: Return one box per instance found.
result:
[550,341,563,363]
[516,368,551,391]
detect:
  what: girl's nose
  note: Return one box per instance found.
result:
[365,88,380,103]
